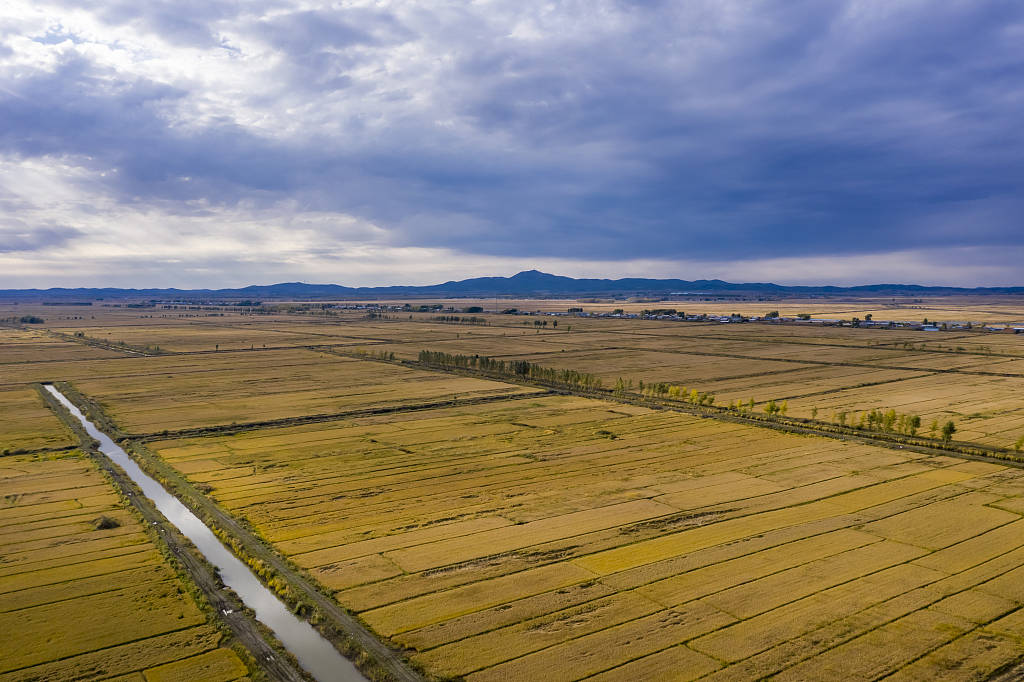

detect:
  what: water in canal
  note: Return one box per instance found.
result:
[45,385,365,682]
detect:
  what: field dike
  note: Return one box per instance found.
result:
[46,382,424,682]
[46,327,170,356]
[129,390,552,442]
[0,441,78,457]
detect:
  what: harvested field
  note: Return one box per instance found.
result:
[490,348,814,385]
[62,348,538,433]
[147,390,1024,681]
[784,373,1024,450]
[0,388,76,452]
[0,451,248,681]
[375,319,1024,453]
[5,297,1024,680]
[54,323,339,352]
[14,313,1021,452]
[0,327,128,363]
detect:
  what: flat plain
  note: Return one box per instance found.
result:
[65,349,538,434]
[147,395,1024,681]
[3,296,1024,681]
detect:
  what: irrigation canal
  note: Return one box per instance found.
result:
[46,385,366,682]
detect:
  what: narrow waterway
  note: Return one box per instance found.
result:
[45,385,365,682]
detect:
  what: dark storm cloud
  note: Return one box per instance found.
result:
[0,222,80,252]
[0,55,304,204]
[2,0,1023,267]
[410,0,1024,259]
[0,56,185,158]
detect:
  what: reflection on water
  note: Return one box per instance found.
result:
[46,385,364,682]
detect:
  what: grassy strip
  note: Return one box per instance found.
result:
[35,383,103,448]
[51,380,126,439]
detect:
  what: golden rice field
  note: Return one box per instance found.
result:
[0,450,248,682]
[109,296,1019,324]
[783,374,1024,450]
[494,322,1024,451]
[3,297,1024,680]
[148,393,1024,681]
[265,317,1024,452]
[50,323,339,353]
[0,327,129,363]
[0,387,76,452]
[7,348,537,434]
[42,317,570,353]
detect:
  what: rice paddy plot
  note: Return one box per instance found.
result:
[144,389,1024,681]
[786,372,1024,450]
[69,348,538,433]
[0,388,76,452]
[0,451,249,681]
[55,322,341,352]
[0,327,129,363]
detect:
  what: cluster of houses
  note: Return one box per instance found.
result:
[323,302,1024,333]
[535,309,1019,331]
[532,310,1024,333]
[800,320,1023,333]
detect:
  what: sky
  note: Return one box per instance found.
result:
[1,0,1022,289]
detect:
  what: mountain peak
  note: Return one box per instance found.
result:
[509,270,564,281]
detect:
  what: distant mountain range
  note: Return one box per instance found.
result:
[2,270,1023,301]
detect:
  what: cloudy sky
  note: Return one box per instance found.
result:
[1,0,1022,288]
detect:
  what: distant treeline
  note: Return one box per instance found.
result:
[418,350,603,389]
[430,315,488,326]
[348,348,397,361]
[640,381,716,405]
[3,315,44,324]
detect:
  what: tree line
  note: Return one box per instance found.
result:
[414,350,1024,453]
[827,408,958,439]
[430,315,489,325]
[638,381,717,405]
[418,351,602,389]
